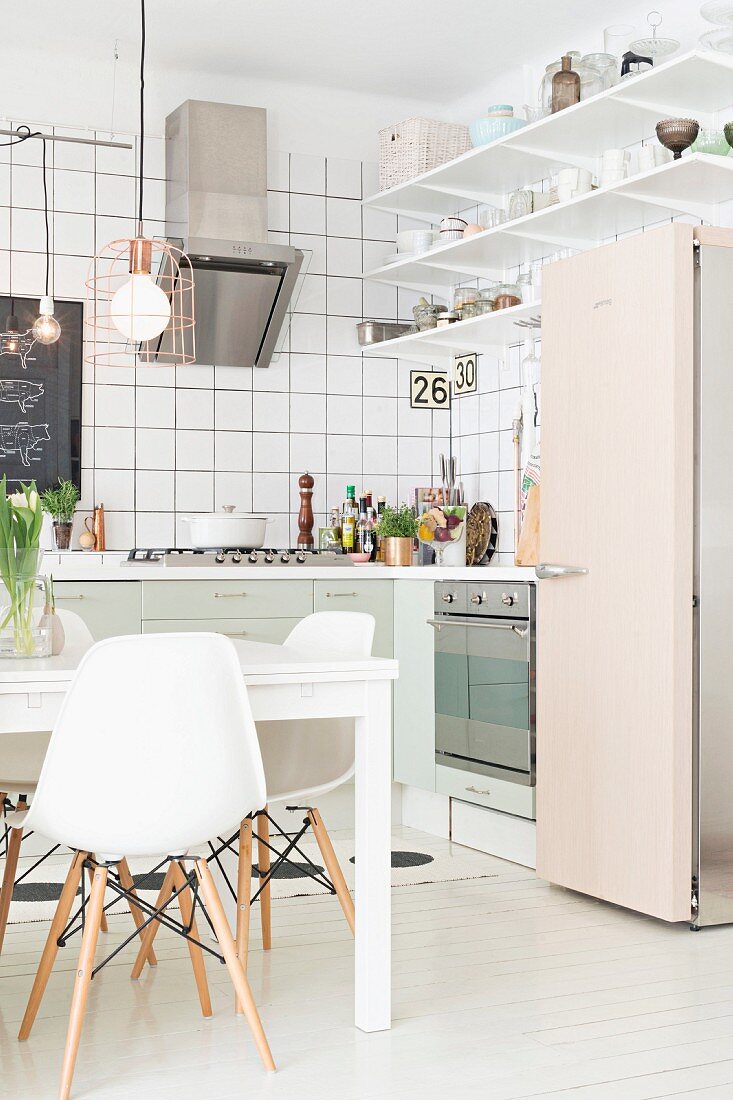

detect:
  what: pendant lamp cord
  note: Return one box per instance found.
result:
[138,0,145,231]
[41,136,50,297]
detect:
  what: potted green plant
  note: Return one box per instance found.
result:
[375,503,418,566]
[40,479,80,550]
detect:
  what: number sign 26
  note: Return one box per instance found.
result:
[410,370,450,409]
[453,352,478,396]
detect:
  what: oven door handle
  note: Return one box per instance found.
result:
[427,618,528,638]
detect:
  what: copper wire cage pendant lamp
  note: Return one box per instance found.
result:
[85,0,195,368]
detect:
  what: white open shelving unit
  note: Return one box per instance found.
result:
[360,50,733,360]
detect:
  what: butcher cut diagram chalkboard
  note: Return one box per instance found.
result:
[0,297,82,493]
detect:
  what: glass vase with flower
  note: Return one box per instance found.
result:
[0,477,51,658]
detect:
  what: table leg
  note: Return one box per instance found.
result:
[354,677,392,1032]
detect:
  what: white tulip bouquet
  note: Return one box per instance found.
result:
[0,477,47,656]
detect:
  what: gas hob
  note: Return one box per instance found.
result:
[123,548,355,567]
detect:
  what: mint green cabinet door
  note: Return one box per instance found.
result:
[393,580,435,791]
[53,581,142,640]
[141,617,302,644]
[313,579,393,657]
[142,580,313,620]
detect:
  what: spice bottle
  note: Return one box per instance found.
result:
[552,55,580,113]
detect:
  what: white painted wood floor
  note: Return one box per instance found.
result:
[1,826,732,1100]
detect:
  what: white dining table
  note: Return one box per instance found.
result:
[0,636,399,1033]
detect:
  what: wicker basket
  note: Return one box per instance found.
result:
[379,117,471,191]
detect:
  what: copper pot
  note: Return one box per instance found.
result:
[383,537,413,566]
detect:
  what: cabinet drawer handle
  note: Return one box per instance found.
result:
[223,631,248,637]
[466,785,491,796]
[56,595,85,601]
[213,592,248,599]
[325,591,358,598]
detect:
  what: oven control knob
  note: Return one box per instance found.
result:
[215,551,226,563]
[249,552,259,563]
[470,592,485,605]
[281,553,291,563]
[265,552,274,564]
[232,552,242,563]
[296,552,307,563]
[501,592,516,606]
[441,593,456,603]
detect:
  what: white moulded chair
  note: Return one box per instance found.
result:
[240,611,375,959]
[12,632,274,1100]
[0,610,111,953]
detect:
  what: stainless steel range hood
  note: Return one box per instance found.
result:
[164,100,305,369]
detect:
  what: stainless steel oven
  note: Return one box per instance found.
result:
[430,581,535,786]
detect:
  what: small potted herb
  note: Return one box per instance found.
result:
[40,479,80,551]
[375,503,418,566]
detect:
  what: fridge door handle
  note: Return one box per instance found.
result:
[535,563,589,580]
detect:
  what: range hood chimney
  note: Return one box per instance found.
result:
[164,100,305,368]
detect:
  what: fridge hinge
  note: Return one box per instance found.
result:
[691,874,699,914]
[693,595,699,608]
[694,240,701,267]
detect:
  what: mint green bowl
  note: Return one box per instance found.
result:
[693,128,730,155]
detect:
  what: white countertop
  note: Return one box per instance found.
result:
[41,552,535,582]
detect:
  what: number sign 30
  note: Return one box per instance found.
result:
[453,353,478,396]
[410,370,451,409]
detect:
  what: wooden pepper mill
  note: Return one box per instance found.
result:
[297,472,315,548]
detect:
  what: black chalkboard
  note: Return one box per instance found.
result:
[0,296,82,493]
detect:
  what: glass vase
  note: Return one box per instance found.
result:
[0,555,51,658]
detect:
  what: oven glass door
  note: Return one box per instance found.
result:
[434,618,530,780]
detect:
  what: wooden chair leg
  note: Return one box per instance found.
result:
[0,825,23,955]
[170,861,212,1018]
[308,808,355,936]
[194,858,275,1072]
[89,857,108,933]
[0,796,29,955]
[18,850,88,1041]
[58,863,108,1100]
[254,809,271,950]
[118,858,157,967]
[235,818,253,1014]
[130,862,175,980]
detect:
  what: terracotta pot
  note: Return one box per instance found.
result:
[383,537,413,566]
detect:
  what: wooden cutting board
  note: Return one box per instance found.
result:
[515,485,540,566]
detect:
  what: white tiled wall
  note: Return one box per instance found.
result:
[1,118,451,549]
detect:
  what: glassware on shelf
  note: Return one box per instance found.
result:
[700,26,733,51]
[603,24,636,63]
[656,118,700,159]
[480,207,508,230]
[581,52,619,90]
[701,1,733,24]
[453,287,479,315]
[508,188,534,220]
[630,10,680,58]
[494,283,523,310]
[476,288,496,315]
[552,55,581,113]
[577,61,605,100]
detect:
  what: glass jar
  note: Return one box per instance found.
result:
[436,310,460,328]
[493,283,522,310]
[516,272,534,302]
[476,288,496,315]
[461,300,480,319]
[0,570,51,658]
[453,287,478,314]
[581,52,618,90]
[577,59,606,100]
[508,188,534,220]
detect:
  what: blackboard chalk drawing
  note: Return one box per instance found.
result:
[0,379,44,413]
[0,423,50,467]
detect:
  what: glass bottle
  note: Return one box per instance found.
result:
[376,496,387,561]
[552,55,580,113]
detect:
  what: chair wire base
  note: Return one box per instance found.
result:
[59,856,226,978]
[208,808,336,906]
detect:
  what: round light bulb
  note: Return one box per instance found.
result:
[32,298,61,345]
[110,272,171,341]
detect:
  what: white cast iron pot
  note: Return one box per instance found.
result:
[181,510,274,548]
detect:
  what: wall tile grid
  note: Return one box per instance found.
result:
[1,119,699,560]
[0,123,457,549]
